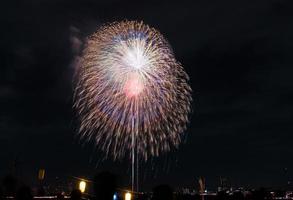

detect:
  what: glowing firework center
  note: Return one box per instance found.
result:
[111,38,149,98]
[124,74,143,98]
[121,40,147,97]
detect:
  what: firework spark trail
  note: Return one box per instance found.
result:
[74,21,192,161]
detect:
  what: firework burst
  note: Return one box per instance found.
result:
[74,21,192,161]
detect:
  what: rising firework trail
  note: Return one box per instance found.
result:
[74,20,192,191]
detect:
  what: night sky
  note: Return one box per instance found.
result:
[1,0,293,191]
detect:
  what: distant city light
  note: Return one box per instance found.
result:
[38,169,45,180]
[113,193,118,200]
[79,181,86,193]
[125,192,132,200]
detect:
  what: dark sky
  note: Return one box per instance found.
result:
[1,0,293,191]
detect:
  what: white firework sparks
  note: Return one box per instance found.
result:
[74,21,192,161]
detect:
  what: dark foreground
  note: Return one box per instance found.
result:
[1,172,293,200]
